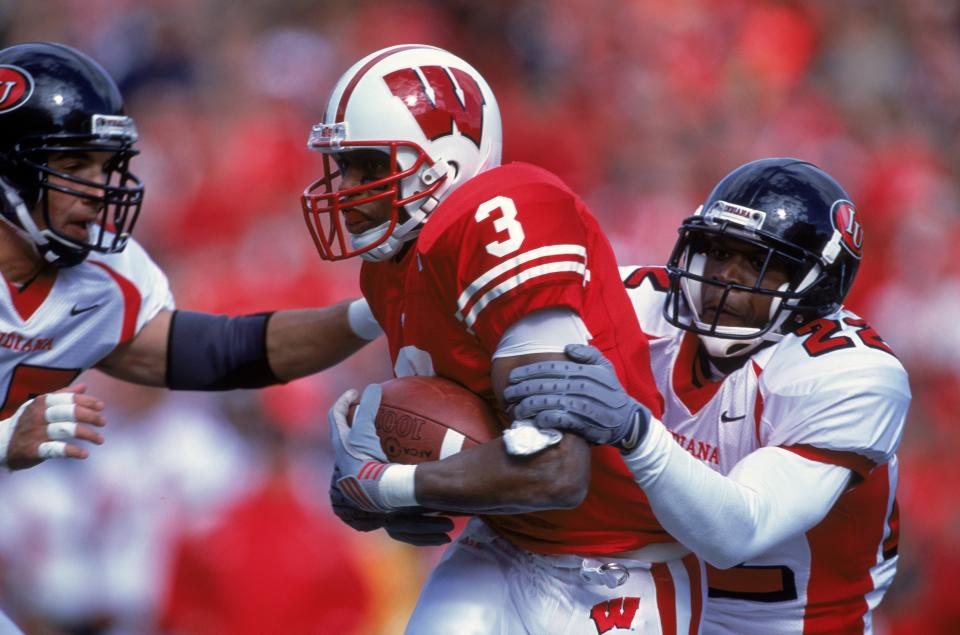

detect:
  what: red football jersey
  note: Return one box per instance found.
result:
[361,162,671,555]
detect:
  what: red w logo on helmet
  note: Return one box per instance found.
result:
[590,597,640,633]
[383,66,484,147]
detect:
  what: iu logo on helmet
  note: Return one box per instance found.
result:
[0,65,34,114]
[831,200,863,259]
[383,66,485,147]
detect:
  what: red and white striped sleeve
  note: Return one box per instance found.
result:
[425,181,595,353]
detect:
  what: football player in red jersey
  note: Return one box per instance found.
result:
[305,45,703,634]
[0,44,379,469]
[506,159,910,634]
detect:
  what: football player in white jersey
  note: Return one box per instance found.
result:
[0,41,450,635]
[0,44,387,469]
[506,158,910,634]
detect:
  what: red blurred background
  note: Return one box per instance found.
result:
[0,1,956,633]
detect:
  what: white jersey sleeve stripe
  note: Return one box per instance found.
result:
[456,244,587,312]
[458,261,587,329]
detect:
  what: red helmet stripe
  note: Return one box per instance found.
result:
[335,44,431,123]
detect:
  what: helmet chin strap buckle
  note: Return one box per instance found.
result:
[416,159,455,216]
[420,159,449,186]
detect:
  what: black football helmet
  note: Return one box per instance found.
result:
[0,42,143,267]
[664,158,862,358]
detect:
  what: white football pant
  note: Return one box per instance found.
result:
[405,518,704,634]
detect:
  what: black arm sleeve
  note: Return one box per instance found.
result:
[165,310,283,390]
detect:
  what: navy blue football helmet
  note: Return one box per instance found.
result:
[0,42,143,266]
[664,158,862,357]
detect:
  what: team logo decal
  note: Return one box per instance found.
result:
[590,597,640,633]
[383,65,485,147]
[0,65,34,114]
[831,200,863,259]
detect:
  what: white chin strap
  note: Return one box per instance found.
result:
[0,179,64,263]
[352,217,415,263]
[354,159,456,263]
[680,249,822,359]
[697,330,773,359]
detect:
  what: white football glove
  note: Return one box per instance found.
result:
[329,384,414,513]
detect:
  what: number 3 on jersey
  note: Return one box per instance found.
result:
[475,196,525,257]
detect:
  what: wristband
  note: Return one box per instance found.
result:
[348,299,384,341]
[380,464,418,507]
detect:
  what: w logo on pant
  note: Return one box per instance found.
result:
[590,597,640,633]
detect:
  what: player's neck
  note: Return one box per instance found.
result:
[0,221,47,286]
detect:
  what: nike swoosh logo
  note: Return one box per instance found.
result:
[70,303,101,316]
[720,411,746,423]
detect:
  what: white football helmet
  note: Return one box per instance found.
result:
[301,44,503,261]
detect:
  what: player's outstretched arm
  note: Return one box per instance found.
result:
[264,299,381,382]
[0,384,107,471]
[97,299,381,389]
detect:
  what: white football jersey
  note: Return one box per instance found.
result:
[0,238,173,417]
[621,266,910,635]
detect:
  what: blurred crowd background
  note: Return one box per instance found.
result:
[0,0,957,633]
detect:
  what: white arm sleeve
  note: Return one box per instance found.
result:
[493,307,591,359]
[622,419,854,569]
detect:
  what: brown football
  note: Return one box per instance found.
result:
[350,376,503,464]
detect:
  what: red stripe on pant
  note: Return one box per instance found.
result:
[651,562,677,635]
[652,555,704,635]
[682,554,703,635]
